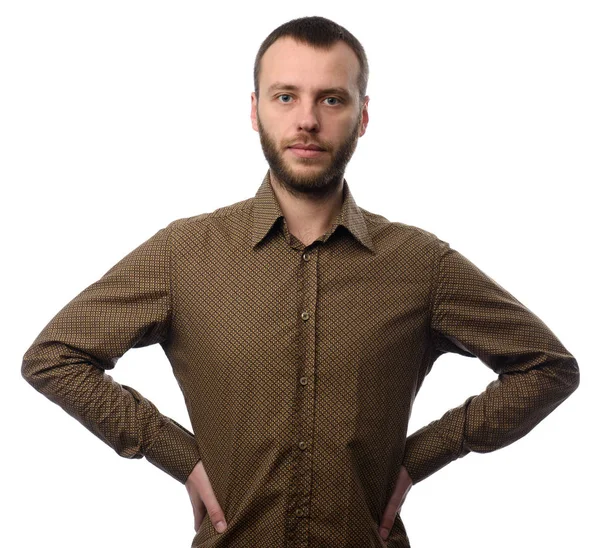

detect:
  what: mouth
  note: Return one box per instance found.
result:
[288,144,327,158]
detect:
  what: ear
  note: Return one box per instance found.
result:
[359,95,370,137]
[250,92,259,132]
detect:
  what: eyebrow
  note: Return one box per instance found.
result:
[267,82,352,100]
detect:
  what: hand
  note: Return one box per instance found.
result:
[185,460,227,534]
[379,465,413,541]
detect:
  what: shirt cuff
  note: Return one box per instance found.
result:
[402,399,472,485]
[144,417,202,484]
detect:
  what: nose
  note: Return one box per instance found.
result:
[296,102,320,133]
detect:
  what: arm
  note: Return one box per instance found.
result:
[21,222,201,484]
[402,238,580,485]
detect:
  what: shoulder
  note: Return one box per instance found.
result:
[162,196,255,238]
[360,206,443,253]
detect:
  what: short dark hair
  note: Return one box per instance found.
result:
[253,16,369,106]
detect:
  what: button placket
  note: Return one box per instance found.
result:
[285,245,319,547]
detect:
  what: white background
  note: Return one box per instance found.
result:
[2,1,597,547]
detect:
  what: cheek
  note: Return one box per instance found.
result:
[260,103,287,124]
[260,113,287,137]
[333,113,360,134]
[330,125,356,145]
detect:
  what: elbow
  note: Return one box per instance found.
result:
[21,344,40,386]
[563,355,580,396]
[544,352,580,405]
[21,340,61,393]
[21,346,45,391]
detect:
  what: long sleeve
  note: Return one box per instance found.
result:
[21,222,202,484]
[402,238,580,485]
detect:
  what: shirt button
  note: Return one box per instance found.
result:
[295,508,304,517]
[302,252,310,261]
[298,441,307,450]
[301,311,310,321]
[299,376,308,385]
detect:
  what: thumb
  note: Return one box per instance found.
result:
[205,496,227,534]
[186,460,227,534]
[196,471,227,534]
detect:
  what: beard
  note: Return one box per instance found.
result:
[256,110,362,199]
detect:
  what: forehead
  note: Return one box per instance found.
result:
[260,37,360,94]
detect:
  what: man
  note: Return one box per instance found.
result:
[22,16,579,548]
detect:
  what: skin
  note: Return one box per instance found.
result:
[185,36,413,541]
[251,36,368,246]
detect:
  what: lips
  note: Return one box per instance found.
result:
[289,144,325,151]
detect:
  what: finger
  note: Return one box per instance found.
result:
[197,470,227,533]
[378,501,399,540]
[379,477,411,539]
[400,482,411,506]
[188,484,206,531]
[194,502,207,532]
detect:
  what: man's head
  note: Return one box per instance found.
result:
[251,16,370,198]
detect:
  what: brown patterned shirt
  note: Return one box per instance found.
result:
[21,170,579,547]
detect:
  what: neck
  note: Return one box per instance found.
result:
[269,170,345,247]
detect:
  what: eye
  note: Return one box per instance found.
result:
[276,94,343,106]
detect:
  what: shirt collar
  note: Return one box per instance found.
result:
[251,170,375,253]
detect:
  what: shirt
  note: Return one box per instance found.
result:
[21,169,580,548]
